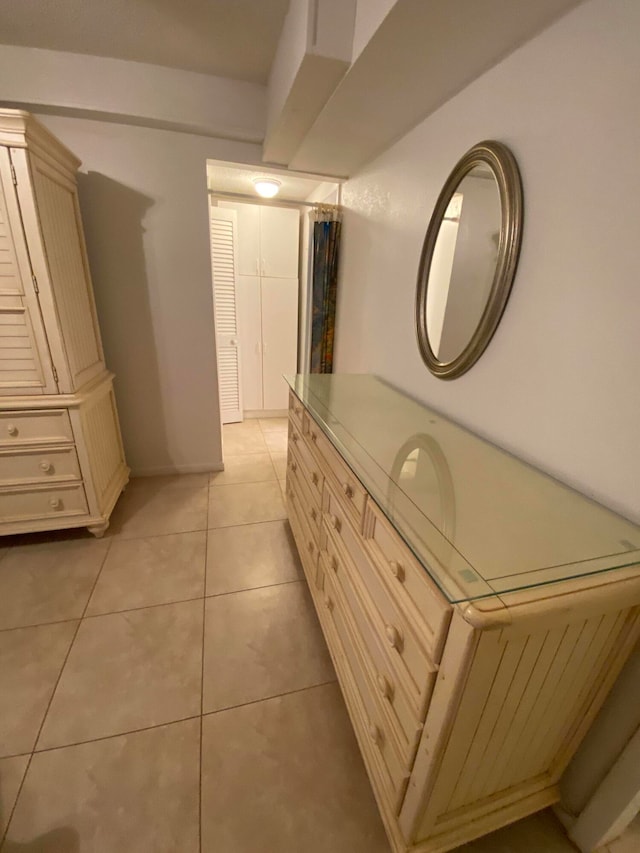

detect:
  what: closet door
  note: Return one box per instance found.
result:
[259,207,299,278]
[236,274,262,411]
[0,149,58,396]
[210,207,243,424]
[232,202,261,277]
[261,277,298,410]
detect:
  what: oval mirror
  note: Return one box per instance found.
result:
[416,140,523,379]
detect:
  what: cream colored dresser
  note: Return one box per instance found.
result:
[285,374,640,853]
[0,109,128,537]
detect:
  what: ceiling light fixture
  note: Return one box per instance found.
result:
[253,178,281,198]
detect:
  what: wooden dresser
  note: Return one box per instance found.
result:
[0,110,128,537]
[285,374,640,853]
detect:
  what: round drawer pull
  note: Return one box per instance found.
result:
[311,472,319,485]
[7,424,18,436]
[330,556,338,573]
[342,482,353,499]
[40,461,52,473]
[310,508,317,521]
[310,431,318,444]
[368,722,381,746]
[290,461,297,472]
[389,560,405,582]
[324,595,333,611]
[330,514,341,532]
[291,433,299,443]
[294,406,301,415]
[385,624,402,650]
[376,673,393,700]
[49,498,62,510]
[307,540,314,554]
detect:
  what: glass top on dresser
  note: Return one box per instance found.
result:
[286,374,640,604]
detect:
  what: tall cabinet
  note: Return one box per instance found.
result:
[0,109,128,538]
[219,201,299,414]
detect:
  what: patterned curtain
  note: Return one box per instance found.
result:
[310,206,341,373]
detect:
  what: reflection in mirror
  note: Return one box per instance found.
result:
[426,167,501,362]
[416,140,523,379]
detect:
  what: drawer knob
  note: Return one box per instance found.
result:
[290,461,297,472]
[368,723,381,746]
[389,560,405,582]
[330,514,341,532]
[310,508,317,521]
[324,595,333,611]
[342,482,353,499]
[291,433,299,443]
[376,673,393,700]
[307,540,314,554]
[310,431,318,444]
[330,556,338,572]
[49,498,62,510]
[385,624,402,650]
[40,461,52,473]
[311,472,319,485]
[295,406,301,415]
[7,424,18,436]
[288,489,294,500]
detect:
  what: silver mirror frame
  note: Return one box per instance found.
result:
[415,140,523,380]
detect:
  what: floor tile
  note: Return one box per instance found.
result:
[201,683,390,853]
[6,719,200,853]
[128,473,210,490]
[607,814,640,853]
[270,451,287,479]
[206,520,303,596]
[208,481,286,528]
[0,622,77,757]
[38,601,203,749]
[210,453,276,486]
[456,809,577,851]
[0,539,108,630]
[223,421,268,455]
[0,753,29,836]
[264,431,288,454]
[258,417,288,432]
[203,581,334,712]
[107,483,208,539]
[85,531,206,616]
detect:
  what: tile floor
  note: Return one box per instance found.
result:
[0,417,601,851]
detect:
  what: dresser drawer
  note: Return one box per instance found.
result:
[0,482,88,523]
[363,502,452,664]
[322,562,410,810]
[286,480,321,593]
[288,418,324,505]
[323,484,438,709]
[323,545,427,764]
[306,419,367,526]
[0,409,73,447]
[0,445,81,487]
[288,446,322,541]
[288,390,305,432]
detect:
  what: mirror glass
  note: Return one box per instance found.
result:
[425,165,501,362]
[416,141,523,379]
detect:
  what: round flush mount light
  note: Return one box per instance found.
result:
[253,178,281,198]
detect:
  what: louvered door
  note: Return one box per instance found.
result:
[0,149,57,396]
[210,206,242,424]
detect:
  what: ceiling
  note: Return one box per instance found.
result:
[206,162,338,203]
[0,0,290,83]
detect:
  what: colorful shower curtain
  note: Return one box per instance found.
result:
[310,206,341,373]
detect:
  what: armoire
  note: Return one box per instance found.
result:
[0,109,128,537]
[210,199,299,422]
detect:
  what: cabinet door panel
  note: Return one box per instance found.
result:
[261,277,298,411]
[230,202,261,277]
[0,149,57,396]
[260,207,299,279]
[236,274,262,411]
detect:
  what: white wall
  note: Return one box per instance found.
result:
[336,0,640,524]
[29,114,261,475]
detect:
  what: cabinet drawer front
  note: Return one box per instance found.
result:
[0,445,81,486]
[286,480,321,592]
[324,484,437,705]
[364,502,451,664]
[288,391,304,432]
[323,543,427,764]
[322,561,409,808]
[288,418,324,505]
[0,409,73,447]
[0,483,88,523]
[306,420,367,525]
[288,446,321,541]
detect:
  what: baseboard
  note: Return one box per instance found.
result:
[130,462,224,477]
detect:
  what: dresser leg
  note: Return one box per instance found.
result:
[88,521,109,539]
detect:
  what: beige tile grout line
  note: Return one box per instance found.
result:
[0,536,114,849]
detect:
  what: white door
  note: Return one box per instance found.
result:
[233,202,261,277]
[261,276,298,410]
[260,207,300,278]
[210,206,242,424]
[236,274,262,411]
